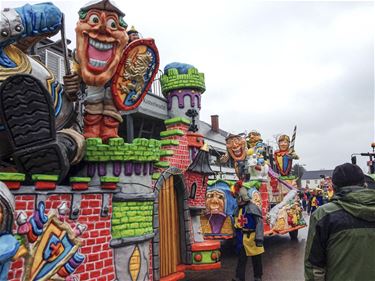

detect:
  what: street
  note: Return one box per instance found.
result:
[183,215,309,281]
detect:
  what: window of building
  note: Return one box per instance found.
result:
[45,50,66,83]
[119,113,166,142]
[190,182,197,199]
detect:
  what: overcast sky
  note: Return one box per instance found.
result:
[2,0,374,173]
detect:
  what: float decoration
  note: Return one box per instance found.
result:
[17,201,84,281]
[274,126,299,177]
[112,38,160,111]
[200,180,237,239]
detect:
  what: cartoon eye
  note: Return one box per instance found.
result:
[1,29,9,37]
[88,14,100,24]
[106,18,117,30]
[15,25,22,32]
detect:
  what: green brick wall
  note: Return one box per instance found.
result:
[112,201,154,239]
[160,67,205,94]
[85,138,162,162]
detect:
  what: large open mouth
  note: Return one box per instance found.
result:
[232,147,243,158]
[87,37,115,71]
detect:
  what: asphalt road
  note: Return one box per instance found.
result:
[183,215,309,281]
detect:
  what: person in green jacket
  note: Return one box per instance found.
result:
[304,163,375,281]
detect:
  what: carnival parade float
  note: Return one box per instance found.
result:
[0,1,221,280]
[201,129,306,240]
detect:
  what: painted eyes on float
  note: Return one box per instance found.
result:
[106,18,117,30]
[88,14,100,24]
[0,29,8,37]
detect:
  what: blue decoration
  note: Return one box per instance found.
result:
[207,180,237,216]
[0,234,20,280]
[0,3,62,67]
[164,62,195,74]
[15,3,62,40]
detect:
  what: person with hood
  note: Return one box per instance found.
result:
[232,184,264,281]
[304,163,375,281]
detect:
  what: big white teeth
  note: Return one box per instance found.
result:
[89,38,113,50]
[89,58,107,67]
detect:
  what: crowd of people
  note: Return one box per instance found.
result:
[305,163,375,281]
[232,163,375,281]
[300,186,333,215]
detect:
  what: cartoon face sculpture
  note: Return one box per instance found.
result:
[206,190,225,214]
[251,190,262,210]
[248,131,262,148]
[75,7,128,86]
[277,135,290,152]
[226,135,247,161]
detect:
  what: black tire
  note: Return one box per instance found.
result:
[0,74,69,181]
[289,229,298,240]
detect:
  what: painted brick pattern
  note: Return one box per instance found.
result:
[159,123,190,171]
[185,171,207,208]
[8,193,115,281]
[85,137,161,162]
[112,201,153,238]
[160,67,205,94]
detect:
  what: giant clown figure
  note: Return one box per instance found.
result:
[75,0,129,140]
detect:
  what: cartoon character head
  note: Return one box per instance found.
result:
[250,189,262,209]
[0,182,15,234]
[206,190,225,214]
[206,180,237,216]
[226,134,247,161]
[75,0,129,86]
[247,130,262,148]
[127,25,140,42]
[277,134,290,152]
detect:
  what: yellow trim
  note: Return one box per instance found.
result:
[243,232,264,256]
[0,45,31,81]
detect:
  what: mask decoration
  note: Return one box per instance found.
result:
[226,134,247,162]
[206,190,225,215]
[277,134,290,152]
[247,131,262,149]
[202,180,237,237]
[75,1,128,86]
[274,134,299,177]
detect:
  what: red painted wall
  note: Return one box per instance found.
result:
[8,193,115,281]
[185,171,207,208]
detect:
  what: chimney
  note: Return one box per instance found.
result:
[211,115,219,132]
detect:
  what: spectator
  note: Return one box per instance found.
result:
[302,191,307,211]
[316,188,324,206]
[305,163,375,281]
[309,190,318,214]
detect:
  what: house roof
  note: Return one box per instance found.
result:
[301,170,334,180]
[198,120,229,152]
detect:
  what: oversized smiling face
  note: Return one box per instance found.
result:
[75,9,128,86]
[226,136,247,161]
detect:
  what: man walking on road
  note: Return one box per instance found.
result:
[232,184,264,281]
[305,163,375,281]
